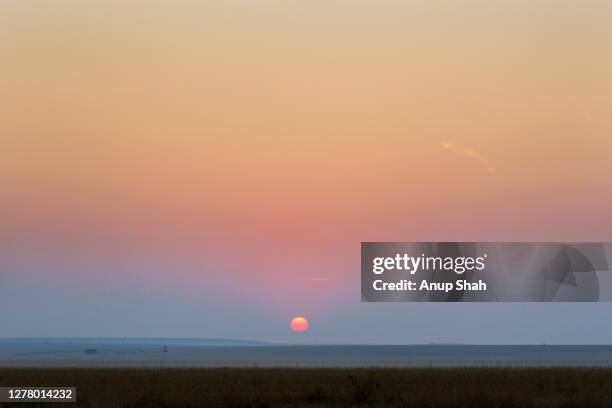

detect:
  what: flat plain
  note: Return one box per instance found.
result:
[2,367,612,407]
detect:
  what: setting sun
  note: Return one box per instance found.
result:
[290,317,309,332]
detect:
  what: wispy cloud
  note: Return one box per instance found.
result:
[440,141,495,172]
[303,277,330,282]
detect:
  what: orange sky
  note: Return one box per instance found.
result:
[4,1,611,235]
[1,1,612,339]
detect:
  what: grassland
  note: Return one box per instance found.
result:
[2,367,612,407]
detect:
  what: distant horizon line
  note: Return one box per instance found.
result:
[2,337,612,347]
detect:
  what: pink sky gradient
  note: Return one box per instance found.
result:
[1,0,612,342]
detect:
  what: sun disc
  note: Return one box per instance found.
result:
[290,316,309,332]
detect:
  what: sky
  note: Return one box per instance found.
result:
[1,0,612,344]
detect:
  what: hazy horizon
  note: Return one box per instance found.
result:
[5,337,612,346]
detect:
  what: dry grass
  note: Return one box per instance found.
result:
[2,367,612,407]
